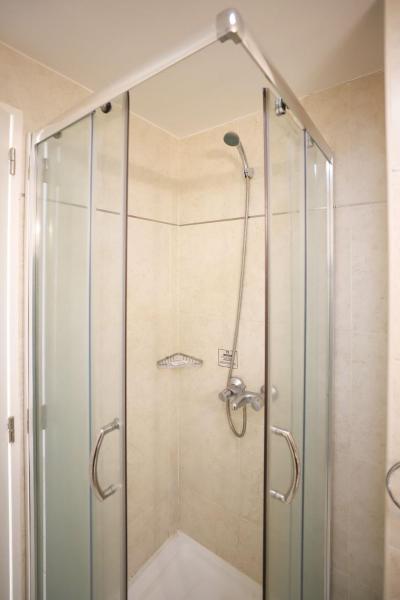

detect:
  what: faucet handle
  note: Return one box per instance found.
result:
[219,388,232,402]
[227,376,246,395]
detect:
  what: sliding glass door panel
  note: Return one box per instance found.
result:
[34,95,128,600]
[35,117,92,600]
[266,97,306,600]
[91,94,128,600]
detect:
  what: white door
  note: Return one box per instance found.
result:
[0,102,24,600]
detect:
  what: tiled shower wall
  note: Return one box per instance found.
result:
[177,114,265,583]
[303,72,388,599]
[384,1,400,597]
[126,111,265,582]
[127,115,180,576]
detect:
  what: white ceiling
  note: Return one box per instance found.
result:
[132,41,266,137]
[0,0,383,136]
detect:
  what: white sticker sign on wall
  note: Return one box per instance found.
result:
[218,348,238,368]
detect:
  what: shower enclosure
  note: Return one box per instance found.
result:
[27,9,333,600]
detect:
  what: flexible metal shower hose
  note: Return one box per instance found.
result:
[225,174,251,438]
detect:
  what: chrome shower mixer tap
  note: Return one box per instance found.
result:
[219,377,264,412]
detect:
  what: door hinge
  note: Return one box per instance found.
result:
[275,97,287,117]
[306,132,314,149]
[8,147,16,176]
[8,416,15,444]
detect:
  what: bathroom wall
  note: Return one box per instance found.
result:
[177,112,265,583]
[0,41,89,133]
[303,71,388,599]
[126,110,266,584]
[126,113,180,578]
[383,1,400,597]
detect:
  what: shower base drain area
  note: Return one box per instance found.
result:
[128,531,262,600]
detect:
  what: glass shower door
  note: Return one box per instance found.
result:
[267,92,306,600]
[35,117,92,600]
[265,91,331,599]
[34,94,128,600]
[302,137,331,599]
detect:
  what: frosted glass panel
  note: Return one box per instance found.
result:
[35,116,91,600]
[34,96,127,600]
[91,95,127,600]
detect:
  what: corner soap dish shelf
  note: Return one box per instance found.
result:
[157,353,203,369]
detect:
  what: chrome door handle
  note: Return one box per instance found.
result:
[386,462,400,509]
[270,426,301,504]
[90,418,120,501]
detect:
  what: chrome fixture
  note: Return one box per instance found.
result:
[223,131,254,178]
[90,418,120,501]
[386,461,400,509]
[232,388,264,412]
[306,132,315,149]
[219,376,246,401]
[219,377,264,412]
[219,134,255,438]
[270,426,301,504]
[100,102,112,114]
[157,352,203,369]
[275,97,287,116]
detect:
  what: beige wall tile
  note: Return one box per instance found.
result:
[331,568,349,600]
[126,195,179,577]
[129,114,179,223]
[177,115,265,582]
[385,2,400,597]
[347,74,386,206]
[304,74,387,600]
[0,41,88,134]
[178,112,265,224]
[351,204,388,334]
[303,72,386,207]
[389,172,400,361]
[386,0,400,172]
[351,331,387,465]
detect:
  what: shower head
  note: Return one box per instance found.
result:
[223,131,240,147]
[223,131,253,178]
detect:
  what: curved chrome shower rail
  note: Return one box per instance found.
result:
[386,461,400,510]
[90,418,120,501]
[270,426,301,504]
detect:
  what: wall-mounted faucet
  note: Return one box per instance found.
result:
[219,377,264,413]
[231,389,264,412]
